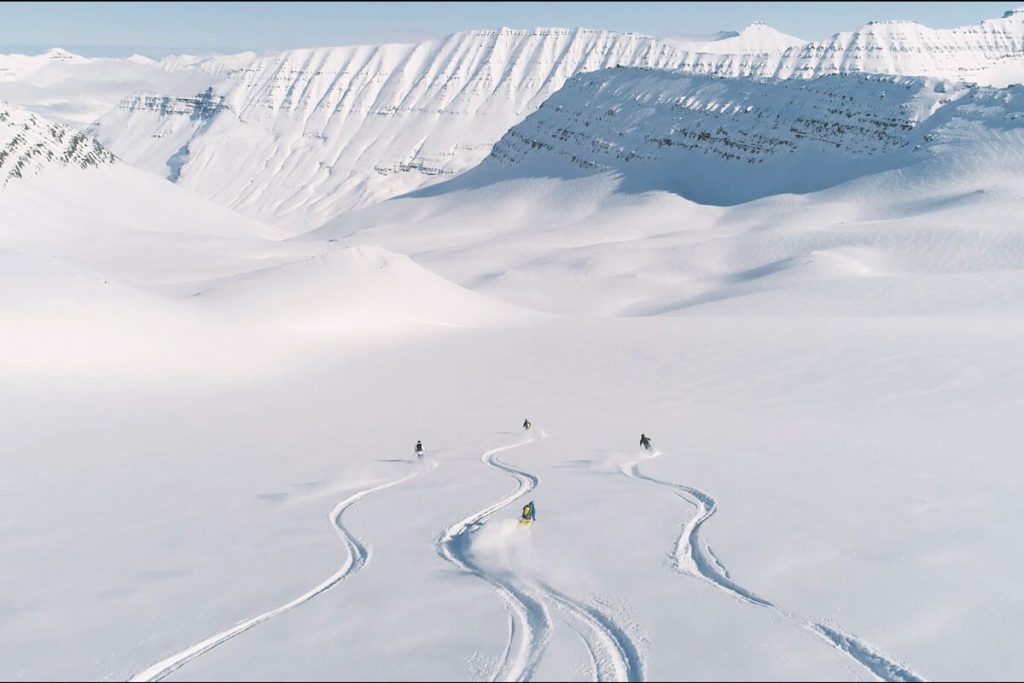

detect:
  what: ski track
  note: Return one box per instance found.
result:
[620,450,925,683]
[439,431,643,682]
[130,459,439,682]
[436,435,552,683]
[541,582,645,683]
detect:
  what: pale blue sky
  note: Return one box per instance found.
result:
[1,2,1019,57]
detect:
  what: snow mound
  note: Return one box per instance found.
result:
[0,248,202,377]
[0,248,149,312]
[194,246,527,333]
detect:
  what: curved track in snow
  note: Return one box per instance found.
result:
[436,436,552,682]
[542,582,645,682]
[620,449,924,682]
[131,459,439,682]
[439,432,643,682]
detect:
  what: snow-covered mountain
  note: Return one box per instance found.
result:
[770,9,1024,80]
[0,101,115,187]
[0,49,222,127]
[314,64,1024,316]
[0,48,88,81]
[88,28,707,230]
[696,22,805,54]
[454,68,1000,204]
[0,102,285,288]
[656,8,1024,81]
[19,8,1024,229]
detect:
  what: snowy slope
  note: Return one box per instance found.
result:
[314,68,1024,317]
[4,241,1024,682]
[193,245,529,334]
[450,69,1007,204]
[91,88,228,181]
[325,164,1024,317]
[5,141,1021,676]
[0,103,288,289]
[4,170,1024,681]
[88,29,709,230]
[5,13,1024,683]
[0,103,520,365]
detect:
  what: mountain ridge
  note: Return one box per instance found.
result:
[20,8,1024,226]
[0,100,115,187]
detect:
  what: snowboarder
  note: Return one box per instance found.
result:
[415,440,424,459]
[523,418,532,430]
[519,500,536,525]
[640,433,652,450]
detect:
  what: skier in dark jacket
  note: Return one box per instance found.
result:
[523,418,532,430]
[415,440,424,459]
[640,433,652,450]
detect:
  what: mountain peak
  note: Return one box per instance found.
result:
[703,21,804,53]
[42,47,86,62]
[737,21,797,36]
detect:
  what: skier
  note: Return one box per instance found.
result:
[523,418,532,430]
[640,433,652,451]
[415,440,424,459]
[519,500,536,525]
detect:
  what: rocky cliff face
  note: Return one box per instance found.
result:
[477,67,1024,204]
[113,87,226,120]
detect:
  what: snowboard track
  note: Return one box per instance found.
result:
[440,432,643,682]
[435,437,551,682]
[130,459,438,682]
[542,582,645,682]
[621,450,925,683]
